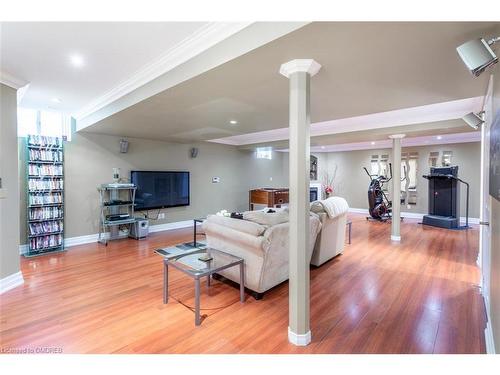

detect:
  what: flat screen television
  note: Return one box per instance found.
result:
[131,171,190,210]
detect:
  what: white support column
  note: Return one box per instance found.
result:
[389,134,405,241]
[280,59,321,346]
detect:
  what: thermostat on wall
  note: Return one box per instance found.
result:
[212,177,220,183]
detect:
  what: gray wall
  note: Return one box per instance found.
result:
[0,83,20,278]
[282,142,481,218]
[19,130,287,243]
[490,71,500,353]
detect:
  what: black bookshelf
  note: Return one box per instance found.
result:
[25,135,65,257]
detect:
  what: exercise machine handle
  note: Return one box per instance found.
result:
[363,167,373,180]
[401,165,407,182]
[382,163,393,183]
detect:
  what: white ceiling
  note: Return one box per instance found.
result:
[0,22,214,112]
[76,22,499,144]
[2,21,499,149]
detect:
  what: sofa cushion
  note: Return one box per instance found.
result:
[243,208,289,227]
[206,214,266,237]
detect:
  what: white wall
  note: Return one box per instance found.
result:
[18,130,288,243]
[0,83,20,278]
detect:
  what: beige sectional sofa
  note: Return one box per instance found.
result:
[202,214,321,296]
[202,197,349,297]
[310,197,349,266]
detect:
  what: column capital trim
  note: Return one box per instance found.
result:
[279,59,321,78]
[389,134,406,139]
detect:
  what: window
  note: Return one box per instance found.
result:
[255,148,272,160]
[17,108,38,136]
[401,152,419,206]
[401,152,418,191]
[429,152,439,167]
[370,155,379,175]
[442,151,453,166]
[17,108,72,141]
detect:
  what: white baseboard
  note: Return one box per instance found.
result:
[148,220,192,233]
[348,208,479,224]
[482,294,496,354]
[485,319,496,354]
[64,233,101,247]
[288,327,311,346]
[348,208,370,215]
[20,219,194,254]
[0,271,24,294]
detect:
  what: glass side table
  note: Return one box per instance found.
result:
[163,248,245,326]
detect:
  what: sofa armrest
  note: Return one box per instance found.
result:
[202,221,266,258]
[205,215,266,236]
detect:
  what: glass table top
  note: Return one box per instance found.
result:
[167,248,243,277]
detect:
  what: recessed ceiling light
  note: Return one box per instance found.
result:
[229,120,238,125]
[321,146,326,149]
[51,98,61,104]
[436,136,442,140]
[69,54,85,68]
[370,141,375,145]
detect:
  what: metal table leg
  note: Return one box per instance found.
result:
[163,261,169,304]
[195,278,201,326]
[239,262,245,302]
[207,274,211,287]
[348,222,352,244]
[193,219,197,247]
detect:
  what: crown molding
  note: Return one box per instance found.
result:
[73,22,253,121]
[0,70,29,89]
[279,59,321,78]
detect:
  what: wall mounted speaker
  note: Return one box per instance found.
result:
[120,139,129,153]
[190,147,199,158]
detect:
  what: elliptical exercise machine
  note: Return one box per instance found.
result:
[363,164,407,222]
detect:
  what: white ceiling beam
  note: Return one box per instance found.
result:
[209,96,484,146]
[277,131,481,153]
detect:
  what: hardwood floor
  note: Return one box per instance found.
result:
[0,215,486,354]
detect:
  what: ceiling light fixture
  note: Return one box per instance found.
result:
[229,120,238,125]
[436,136,443,140]
[462,111,485,130]
[456,36,499,77]
[69,54,85,68]
[370,141,375,145]
[321,146,326,149]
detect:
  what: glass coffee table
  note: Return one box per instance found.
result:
[163,248,245,326]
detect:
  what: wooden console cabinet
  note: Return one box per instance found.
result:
[249,188,289,210]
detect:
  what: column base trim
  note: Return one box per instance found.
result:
[391,235,401,241]
[0,271,24,294]
[288,327,311,346]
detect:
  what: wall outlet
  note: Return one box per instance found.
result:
[212,177,220,183]
[158,213,165,219]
